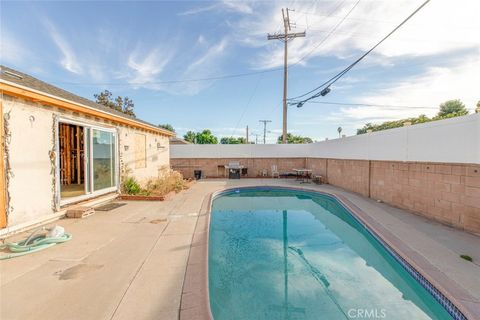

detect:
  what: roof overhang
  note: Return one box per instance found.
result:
[0,80,174,137]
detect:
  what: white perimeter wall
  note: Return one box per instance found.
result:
[171,113,479,164]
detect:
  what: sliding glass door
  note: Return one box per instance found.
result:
[59,120,118,204]
[92,129,116,191]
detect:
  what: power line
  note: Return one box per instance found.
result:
[50,2,353,89]
[230,1,350,137]
[295,9,478,31]
[259,119,272,144]
[46,0,431,92]
[54,68,283,87]
[268,8,306,144]
[231,73,264,136]
[307,100,437,110]
[290,0,360,67]
[289,0,431,105]
[294,24,478,46]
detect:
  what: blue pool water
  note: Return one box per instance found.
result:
[209,188,453,320]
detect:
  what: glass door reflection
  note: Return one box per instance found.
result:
[92,129,116,191]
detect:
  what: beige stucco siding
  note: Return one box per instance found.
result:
[118,126,170,184]
[3,95,55,226]
[2,95,170,227]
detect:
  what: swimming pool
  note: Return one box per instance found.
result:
[208,187,457,320]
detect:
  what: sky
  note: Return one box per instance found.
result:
[1,0,479,143]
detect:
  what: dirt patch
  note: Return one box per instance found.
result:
[150,218,168,224]
[55,264,103,280]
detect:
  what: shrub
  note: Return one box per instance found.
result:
[145,170,188,196]
[123,177,141,195]
[460,254,473,262]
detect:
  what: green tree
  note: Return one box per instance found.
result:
[183,130,218,144]
[94,90,136,117]
[195,129,218,144]
[475,100,480,113]
[437,99,468,118]
[277,133,313,144]
[183,131,196,143]
[357,99,470,135]
[357,117,429,134]
[220,136,246,144]
[158,124,175,132]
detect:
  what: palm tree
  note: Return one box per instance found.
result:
[337,126,342,138]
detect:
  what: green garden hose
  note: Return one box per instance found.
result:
[0,227,72,260]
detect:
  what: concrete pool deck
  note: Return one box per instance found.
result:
[1,179,479,319]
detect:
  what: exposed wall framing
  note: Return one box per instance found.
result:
[0,97,6,227]
[50,114,59,211]
[59,122,85,186]
[3,110,13,219]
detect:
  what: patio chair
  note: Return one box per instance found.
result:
[271,165,279,178]
[313,175,324,184]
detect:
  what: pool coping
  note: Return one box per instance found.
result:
[180,185,480,320]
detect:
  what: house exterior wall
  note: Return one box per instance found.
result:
[2,95,170,227]
[3,95,55,227]
[118,126,170,184]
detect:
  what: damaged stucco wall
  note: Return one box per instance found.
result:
[3,95,55,226]
[2,94,170,228]
[118,127,170,185]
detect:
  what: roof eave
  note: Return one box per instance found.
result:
[0,79,174,137]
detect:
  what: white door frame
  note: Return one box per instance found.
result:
[56,117,119,206]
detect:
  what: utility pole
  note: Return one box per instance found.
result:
[246,125,249,144]
[259,120,271,144]
[268,8,305,144]
[251,133,260,144]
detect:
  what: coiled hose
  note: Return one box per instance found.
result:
[0,227,72,260]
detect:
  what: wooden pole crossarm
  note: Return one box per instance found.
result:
[267,8,306,144]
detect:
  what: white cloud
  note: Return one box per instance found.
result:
[322,55,480,131]
[43,19,82,74]
[186,38,227,72]
[0,30,25,64]
[197,35,206,45]
[222,1,253,14]
[178,1,253,16]
[236,0,480,69]
[227,0,479,133]
[120,38,229,95]
[178,3,219,16]
[127,46,175,87]
[166,38,229,95]
[354,56,480,115]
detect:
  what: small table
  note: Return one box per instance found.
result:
[293,169,312,183]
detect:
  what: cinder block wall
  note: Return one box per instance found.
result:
[170,114,480,233]
[325,159,370,197]
[171,157,480,234]
[370,161,480,234]
[172,158,307,179]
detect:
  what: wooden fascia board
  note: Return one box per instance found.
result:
[0,81,174,137]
